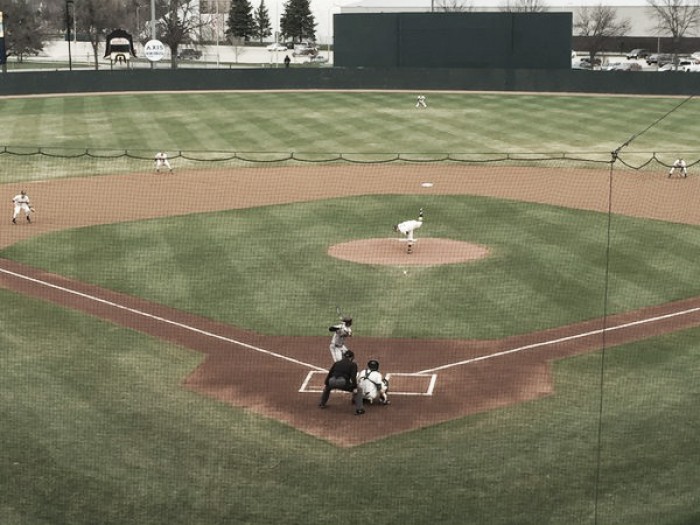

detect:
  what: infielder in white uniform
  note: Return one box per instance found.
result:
[393,208,424,254]
[357,359,390,406]
[668,159,688,178]
[12,190,33,224]
[416,95,427,108]
[154,151,173,172]
[328,316,353,362]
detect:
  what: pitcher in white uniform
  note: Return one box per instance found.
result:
[393,208,424,253]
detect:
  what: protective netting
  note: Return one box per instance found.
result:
[1,152,698,524]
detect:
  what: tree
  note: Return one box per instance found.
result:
[647,0,700,55]
[500,0,548,12]
[434,0,473,12]
[0,0,44,61]
[280,0,315,43]
[75,0,129,70]
[574,4,630,64]
[155,0,204,68]
[226,0,255,42]
[254,0,272,43]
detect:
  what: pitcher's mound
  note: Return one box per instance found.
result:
[328,238,490,266]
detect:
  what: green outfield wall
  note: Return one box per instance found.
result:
[333,13,572,69]
[2,67,700,97]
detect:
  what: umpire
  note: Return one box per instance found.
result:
[319,350,365,415]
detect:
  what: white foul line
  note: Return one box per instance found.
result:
[0,266,326,372]
[418,306,700,375]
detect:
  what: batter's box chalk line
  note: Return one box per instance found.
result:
[299,371,437,396]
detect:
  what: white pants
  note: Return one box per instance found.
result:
[13,203,31,219]
[329,344,348,363]
[155,159,172,171]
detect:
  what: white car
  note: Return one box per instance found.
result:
[266,43,287,52]
[306,54,328,64]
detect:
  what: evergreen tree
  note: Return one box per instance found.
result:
[280,0,316,43]
[254,0,272,43]
[226,0,256,42]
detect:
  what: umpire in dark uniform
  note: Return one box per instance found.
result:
[319,350,366,415]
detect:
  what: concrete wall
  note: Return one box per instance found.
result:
[1,67,700,97]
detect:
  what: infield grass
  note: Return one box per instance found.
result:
[5,194,700,339]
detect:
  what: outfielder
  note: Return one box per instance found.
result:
[393,208,424,254]
[11,190,33,224]
[154,151,173,172]
[328,315,353,362]
[416,95,427,108]
[668,159,688,178]
[357,359,390,406]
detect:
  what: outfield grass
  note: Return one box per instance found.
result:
[0,91,697,155]
[2,91,700,524]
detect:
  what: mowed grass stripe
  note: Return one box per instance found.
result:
[1,92,700,155]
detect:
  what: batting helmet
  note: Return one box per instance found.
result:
[342,316,352,325]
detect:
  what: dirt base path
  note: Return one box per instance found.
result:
[2,165,699,446]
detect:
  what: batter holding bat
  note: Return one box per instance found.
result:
[11,189,34,224]
[328,312,353,363]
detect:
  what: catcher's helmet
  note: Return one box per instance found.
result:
[343,350,354,359]
[367,360,379,371]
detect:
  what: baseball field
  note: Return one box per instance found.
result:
[1,91,699,524]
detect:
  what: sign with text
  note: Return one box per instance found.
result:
[144,40,165,62]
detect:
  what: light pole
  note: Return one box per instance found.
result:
[66,0,73,70]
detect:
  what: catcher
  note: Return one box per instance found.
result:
[12,189,34,224]
[357,359,390,406]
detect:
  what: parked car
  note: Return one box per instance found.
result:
[571,56,601,70]
[626,48,650,60]
[646,53,672,66]
[266,42,287,52]
[605,62,642,71]
[306,54,328,64]
[659,59,694,71]
[292,41,318,57]
[177,48,202,60]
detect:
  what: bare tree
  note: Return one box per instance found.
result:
[155,0,205,68]
[500,0,548,12]
[434,0,473,12]
[574,4,630,64]
[647,0,700,55]
[75,0,128,69]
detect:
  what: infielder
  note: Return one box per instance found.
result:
[11,190,33,224]
[668,159,688,178]
[393,208,424,254]
[357,359,390,406]
[154,151,173,172]
[416,95,427,108]
[328,315,353,363]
